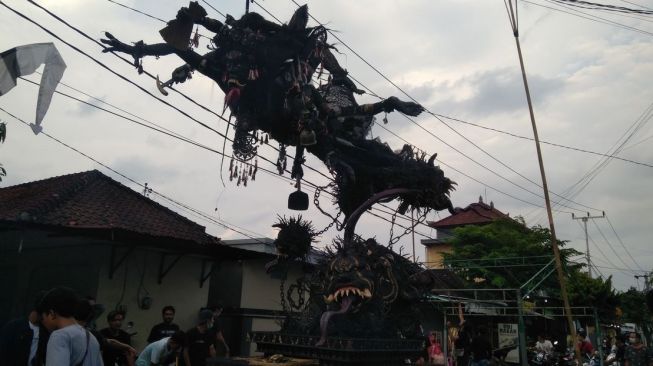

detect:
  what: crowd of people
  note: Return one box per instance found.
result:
[0,287,230,366]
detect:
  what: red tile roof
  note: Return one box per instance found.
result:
[0,170,220,245]
[428,197,509,229]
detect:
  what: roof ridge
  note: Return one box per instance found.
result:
[90,171,211,235]
[25,171,101,220]
[0,170,97,190]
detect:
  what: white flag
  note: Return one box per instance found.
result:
[0,43,66,134]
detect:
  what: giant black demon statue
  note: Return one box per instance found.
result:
[263,190,444,364]
[100,2,455,218]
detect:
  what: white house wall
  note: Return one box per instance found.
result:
[96,248,210,350]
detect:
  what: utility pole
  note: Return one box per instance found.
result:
[411,210,416,263]
[504,1,580,364]
[635,274,650,291]
[572,211,606,278]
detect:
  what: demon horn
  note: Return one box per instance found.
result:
[428,153,437,166]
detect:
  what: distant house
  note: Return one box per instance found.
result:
[0,170,301,355]
[421,197,509,269]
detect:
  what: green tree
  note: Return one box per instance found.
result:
[443,217,618,320]
[443,217,581,290]
[618,287,652,343]
[567,270,619,322]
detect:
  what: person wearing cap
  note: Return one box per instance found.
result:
[183,309,216,366]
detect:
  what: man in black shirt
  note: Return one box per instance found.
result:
[147,306,180,343]
[100,310,134,366]
[183,309,216,366]
[75,299,135,363]
[470,327,492,366]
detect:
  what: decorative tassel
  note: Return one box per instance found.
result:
[264,134,269,144]
[223,87,241,114]
[253,159,258,180]
[237,176,241,186]
[191,27,200,48]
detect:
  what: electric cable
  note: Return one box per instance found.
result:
[523,0,653,36]
[97,0,625,220]
[105,0,215,40]
[0,106,270,242]
[590,218,636,272]
[14,0,478,236]
[549,0,653,15]
[279,0,605,215]
[17,72,432,236]
[605,215,646,271]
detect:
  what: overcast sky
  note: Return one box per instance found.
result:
[1,0,652,290]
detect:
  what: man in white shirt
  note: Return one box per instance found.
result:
[135,331,186,366]
[536,334,554,355]
[37,287,103,366]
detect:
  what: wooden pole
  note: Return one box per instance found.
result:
[505,0,581,364]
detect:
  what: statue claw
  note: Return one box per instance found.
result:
[383,96,424,117]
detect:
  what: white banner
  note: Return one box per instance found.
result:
[498,323,519,348]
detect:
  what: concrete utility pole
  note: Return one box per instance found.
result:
[572,211,606,278]
[635,274,650,291]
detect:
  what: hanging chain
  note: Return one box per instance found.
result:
[313,182,344,235]
[279,275,288,313]
[387,210,399,246]
[388,208,430,246]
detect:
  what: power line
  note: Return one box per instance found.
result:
[523,0,653,36]
[14,75,434,238]
[526,101,653,224]
[0,107,268,242]
[1,106,434,242]
[23,0,431,232]
[105,0,214,40]
[573,220,621,270]
[605,215,646,271]
[590,218,636,272]
[282,0,605,215]
[99,0,621,221]
[434,113,653,168]
[556,102,653,205]
[249,0,586,215]
[619,0,652,11]
[550,0,653,15]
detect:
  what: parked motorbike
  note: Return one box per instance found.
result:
[559,348,577,366]
[529,349,559,366]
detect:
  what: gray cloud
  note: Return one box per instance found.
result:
[411,68,566,117]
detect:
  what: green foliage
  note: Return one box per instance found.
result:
[443,217,581,293]
[567,271,619,322]
[618,288,652,342]
[442,217,618,320]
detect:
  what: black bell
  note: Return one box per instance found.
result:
[299,129,317,146]
[288,189,309,210]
